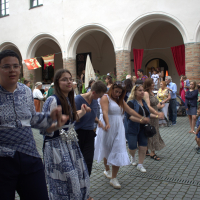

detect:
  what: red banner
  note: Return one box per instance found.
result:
[24,58,41,70]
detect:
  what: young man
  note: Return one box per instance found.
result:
[75,81,107,176]
[195,106,200,154]
[0,50,68,200]
[137,69,148,82]
[166,76,177,125]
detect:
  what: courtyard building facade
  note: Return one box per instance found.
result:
[0,0,200,90]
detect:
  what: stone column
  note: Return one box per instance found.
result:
[185,43,200,82]
[63,57,76,80]
[22,62,36,85]
[115,50,131,80]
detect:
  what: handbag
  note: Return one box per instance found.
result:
[137,101,156,138]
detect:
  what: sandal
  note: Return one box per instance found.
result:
[146,150,150,156]
[87,197,94,200]
[150,154,160,161]
[192,131,196,134]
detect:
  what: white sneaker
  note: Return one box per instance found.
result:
[137,165,146,173]
[110,178,121,189]
[104,170,112,179]
[130,156,137,166]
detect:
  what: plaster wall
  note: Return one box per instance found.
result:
[0,0,200,60]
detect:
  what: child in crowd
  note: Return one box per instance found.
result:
[151,69,159,90]
[195,105,200,154]
[184,76,190,92]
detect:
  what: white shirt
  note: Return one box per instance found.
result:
[151,74,159,85]
[33,89,44,100]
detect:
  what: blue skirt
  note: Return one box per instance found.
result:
[186,106,197,115]
[43,137,90,200]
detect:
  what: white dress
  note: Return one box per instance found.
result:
[94,94,130,166]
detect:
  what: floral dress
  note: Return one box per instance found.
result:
[148,93,166,151]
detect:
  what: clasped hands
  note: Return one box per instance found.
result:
[49,104,91,131]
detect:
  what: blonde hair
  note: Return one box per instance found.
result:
[127,85,143,102]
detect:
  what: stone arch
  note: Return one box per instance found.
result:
[0,42,23,77]
[67,24,116,59]
[194,21,200,42]
[26,33,63,59]
[122,12,188,51]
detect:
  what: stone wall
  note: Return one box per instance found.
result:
[185,43,200,83]
[63,58,76,80]
[115,50,131,80]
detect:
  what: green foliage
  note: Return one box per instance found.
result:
[18,77,25,83]
[120,70,129,81]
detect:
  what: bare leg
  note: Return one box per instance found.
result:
[112,165,120,179]
[188,115,192,132]
[104,158,110,171]
[128,149,137,158]
[191,115,197,133]
[138,146,146,164]
[197,138,200,147]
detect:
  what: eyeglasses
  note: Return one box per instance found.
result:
[60,78,74,82]
[0,64,21,72]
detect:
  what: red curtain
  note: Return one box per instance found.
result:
[171,44,185,76]
[133,49,144,78]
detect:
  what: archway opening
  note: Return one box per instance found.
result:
[33,39,63,83]
[145,58,168,80]
[131,21,184,89]
[76,31,116,78]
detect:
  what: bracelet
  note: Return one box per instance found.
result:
[140,117,144,122]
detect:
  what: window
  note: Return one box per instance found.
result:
[30,0,43,8]
[0,0,9,17]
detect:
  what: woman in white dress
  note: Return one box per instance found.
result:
[94,81,149,189]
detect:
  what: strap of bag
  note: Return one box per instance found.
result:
[136,100,146,117]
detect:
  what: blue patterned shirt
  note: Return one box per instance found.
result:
[0,83,53,158]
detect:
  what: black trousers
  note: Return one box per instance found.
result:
[0,151,49,200]
[76,129,96,176]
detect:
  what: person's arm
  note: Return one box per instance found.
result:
[171,83,177,94]
[94,117,104,129]
[196,124,200,134]
[100,95,110,131]
[124,101,149,124]
[185,90,198,99]
[143,92,164,119]
[76,104,91,119]
[30,96,68,133]
[162,92,171,103]
[129,116,146,123]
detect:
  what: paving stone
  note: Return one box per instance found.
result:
[23,117,200,200]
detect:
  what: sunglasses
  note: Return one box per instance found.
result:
[114,81,125,87]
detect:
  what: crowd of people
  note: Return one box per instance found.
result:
[0,49,200,200]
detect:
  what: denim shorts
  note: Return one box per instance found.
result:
[126,128,148,150]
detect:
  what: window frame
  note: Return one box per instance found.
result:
[30,0,43,9]
[0,0,9,18]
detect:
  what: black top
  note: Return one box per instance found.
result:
[127,101,149,128]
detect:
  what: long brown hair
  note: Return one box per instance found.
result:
[143,78,153,94]
[54,69,78,121]
[107,81,126,112]
[106,76,113,85]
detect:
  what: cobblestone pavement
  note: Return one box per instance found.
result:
[15,116,200,199]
